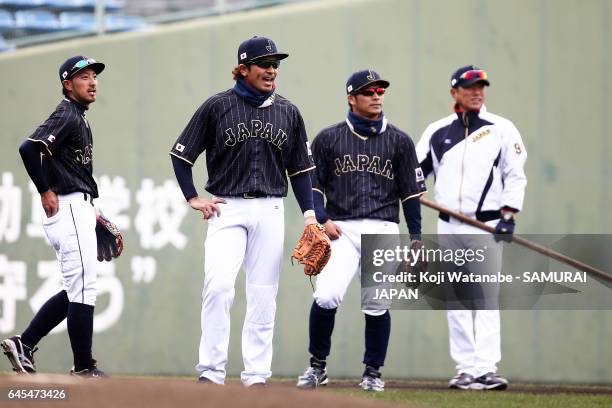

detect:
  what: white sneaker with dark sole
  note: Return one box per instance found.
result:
[359,366,385,392]
[449,373,475,390]
[297,366,328,389]
[470,372,508,390]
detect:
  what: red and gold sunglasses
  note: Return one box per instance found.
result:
[357,87,386,96]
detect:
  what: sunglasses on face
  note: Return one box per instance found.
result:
[460,69,488,81]
[357,87,386,96]
[251,60,280,69]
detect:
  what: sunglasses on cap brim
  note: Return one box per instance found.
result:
[460,69,488,81]
[69,58,98,76]
[355,87,386,96]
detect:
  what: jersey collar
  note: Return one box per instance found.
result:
[63,97,89,112]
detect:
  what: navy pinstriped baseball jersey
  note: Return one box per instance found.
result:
[311,119,426,223]
[170,89,314,196]
[27,98,98,197]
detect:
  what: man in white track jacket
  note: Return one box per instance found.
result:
[416,65,527,391]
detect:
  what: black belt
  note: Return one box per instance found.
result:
[439,210,499,223]
[239,192,270,199]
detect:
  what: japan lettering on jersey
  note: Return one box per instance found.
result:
[311,121,426,223]
[170,90,314,197]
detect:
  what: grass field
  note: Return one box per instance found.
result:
[333,388,612,408]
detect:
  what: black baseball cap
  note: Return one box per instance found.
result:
[237,36,288,65]
[450,65,490,88]
[346,69,390,94]
[59,55,105,82]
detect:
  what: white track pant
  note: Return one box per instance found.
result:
[42,192,97,305]
[438,218,502,377]
[196,197,284,386]
[314,219,399,316]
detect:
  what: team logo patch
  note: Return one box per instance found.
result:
[306,141,312,156]
[366,69,375,81]
[415,167,424,182]
[266,39,273,52]
[175,143,185,152]
[47,134,56,143]
[240,52,247,60]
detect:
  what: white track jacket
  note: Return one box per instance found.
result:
[416,106,527,221]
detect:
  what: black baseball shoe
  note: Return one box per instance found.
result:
[1,335,38,374]
[359,366,385,392]
[70,359,107,379]
[448,372,475,390]
[470,372,508,390]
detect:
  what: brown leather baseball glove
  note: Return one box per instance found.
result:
[95,211,124,262]
[292,223,332,276]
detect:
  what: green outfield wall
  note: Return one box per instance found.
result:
[0,0,610,383]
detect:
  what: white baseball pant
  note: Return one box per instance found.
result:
[314,218,399,316]
[42,192,97,306]
[196,197,284,386]
[438,218,502,377]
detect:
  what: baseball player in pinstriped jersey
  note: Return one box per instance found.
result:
[296,70,426,392]
[2,56,108,378]
[416,65,527,390]
[170,36,316,386]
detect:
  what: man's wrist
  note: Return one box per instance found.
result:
[500,206,517,222]
[304,216,317,226]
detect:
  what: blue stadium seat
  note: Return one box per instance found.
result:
[103,0,122,13]
[59,11,94,29]
[0,9,15,31]
[47,0,94,10]
[47,0,123,12]
[14,10,61,31]
[0,0,51,10]
[105,14,145,32]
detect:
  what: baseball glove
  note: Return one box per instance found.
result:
[95,212,123,262]
[292,223,332,276]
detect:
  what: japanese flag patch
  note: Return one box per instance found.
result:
[175,143,185,152]
[47,134,56,143]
